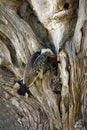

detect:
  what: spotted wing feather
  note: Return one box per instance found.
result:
[23,51,41,86]
[33,52,49,74]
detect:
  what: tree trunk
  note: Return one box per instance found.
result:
[0,0,87,130]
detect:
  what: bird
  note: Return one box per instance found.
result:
[22,48,56,88]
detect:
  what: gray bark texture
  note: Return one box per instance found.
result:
[0,0,87,130]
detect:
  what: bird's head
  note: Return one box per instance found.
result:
[41,48,56,58]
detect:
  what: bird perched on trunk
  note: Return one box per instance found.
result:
[22,48,56,88]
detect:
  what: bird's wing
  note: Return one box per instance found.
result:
[33,53,48,71]
[23,51,41,87]
[23,51,51,87]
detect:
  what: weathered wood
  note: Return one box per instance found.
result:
[27,0,78,53]
[0,1,42,77]
[0,1,50,130]
[0,69,50,130]
[81,17,87,130]
[0,0,87,130]
[18,0,87,129]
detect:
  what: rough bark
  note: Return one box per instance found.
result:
[0,0,87,130]
[0,1,50,130]
[0,68,50,130]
